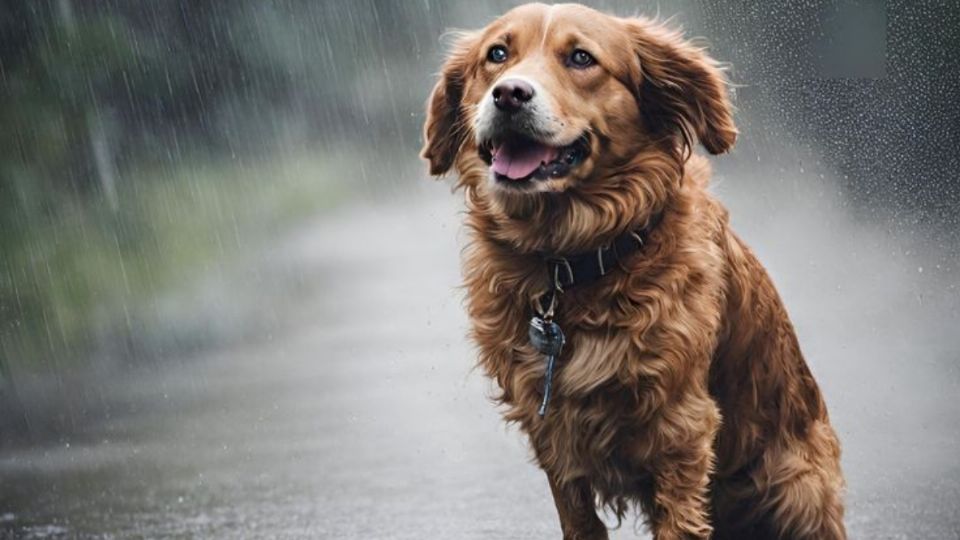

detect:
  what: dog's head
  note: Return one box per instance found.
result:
[422,3,736,252]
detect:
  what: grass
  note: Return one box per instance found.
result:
[0,148,349,375]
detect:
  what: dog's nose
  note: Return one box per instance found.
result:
[492,79,534,113]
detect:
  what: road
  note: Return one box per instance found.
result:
[1,164,959,539]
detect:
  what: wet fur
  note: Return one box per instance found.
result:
[422,4,845,539]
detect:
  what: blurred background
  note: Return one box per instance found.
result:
[0,1,958,538]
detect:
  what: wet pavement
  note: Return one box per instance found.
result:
[2,167,959,539]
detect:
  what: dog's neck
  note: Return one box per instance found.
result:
[466,184,671,257]
[463,152,686,256]
[540,211,663,291]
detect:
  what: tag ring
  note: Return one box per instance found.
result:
[536,290,558,320]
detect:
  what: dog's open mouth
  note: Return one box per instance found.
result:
[479,134,590,186]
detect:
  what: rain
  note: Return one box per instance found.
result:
[0,1,958,538]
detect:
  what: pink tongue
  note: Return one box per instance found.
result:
[492,141,559,180]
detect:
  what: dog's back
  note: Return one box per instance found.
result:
[708,215,846,538]
[672,157,846,537]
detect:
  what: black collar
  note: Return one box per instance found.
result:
[543,215,661,292]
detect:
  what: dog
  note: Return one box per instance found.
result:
[421,4,845,539]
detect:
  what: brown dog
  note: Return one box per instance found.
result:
[421,4,845,539]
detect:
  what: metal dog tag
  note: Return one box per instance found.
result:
[529,316,565,416]
[528,316,565,356]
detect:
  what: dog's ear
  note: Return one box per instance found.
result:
[624,18,737,155]
[421,32,478,176]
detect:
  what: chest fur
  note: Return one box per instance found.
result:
[466,244,726,476]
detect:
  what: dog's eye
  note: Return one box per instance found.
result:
[487,45,509,64]
[568,49,595,68]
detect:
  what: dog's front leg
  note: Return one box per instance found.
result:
[647,397,719,540]
[545,473,608,540]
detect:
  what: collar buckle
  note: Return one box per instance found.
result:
[542,215,659,294]
[596,244,611,276]
[549,257,575,292]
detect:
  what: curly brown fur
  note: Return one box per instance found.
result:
[421,4,845,539]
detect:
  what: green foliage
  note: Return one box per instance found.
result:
[1,150,345,373]
[1,9,143,363]
[36,16,140,107]
[0,2,352,375]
